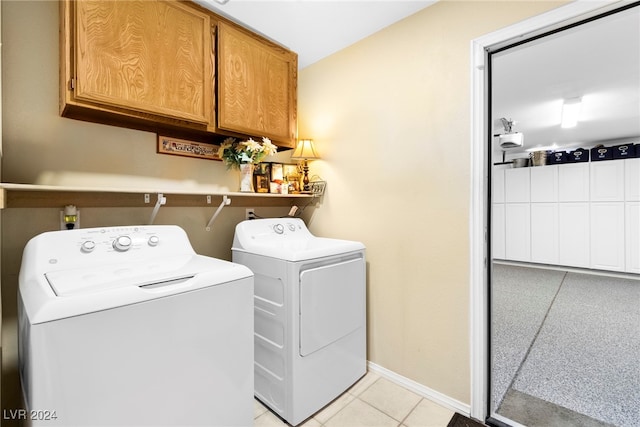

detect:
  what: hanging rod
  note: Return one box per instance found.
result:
[206,195,231,231]
[149,193,166,224]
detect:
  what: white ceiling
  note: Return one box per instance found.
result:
[492,5,640,159]
[194,0,437,69]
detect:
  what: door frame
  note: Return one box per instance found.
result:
[468,0,631,421]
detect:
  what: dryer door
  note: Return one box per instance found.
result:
[299,256,365,357]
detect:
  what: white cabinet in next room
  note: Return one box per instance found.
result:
[625,158,640,201]
[493,168,506,203]
[505,203,530,262]
[531,203,559,264]
[626,202,640,274]
[492,204,505,260]
[558,202,589,268]
[559,163,590,202]
[531,165,558,202]
[505,168,530,203]
[591,161,624,202]
[590,202,625,272]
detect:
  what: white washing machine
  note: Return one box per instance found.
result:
[18,225,254,426]
[232,218,366,426]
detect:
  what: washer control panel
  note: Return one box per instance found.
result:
[32,225,194,270]
[74,227,163,254]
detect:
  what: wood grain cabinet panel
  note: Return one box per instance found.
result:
[61,0,212,128]
[217,22,297,148]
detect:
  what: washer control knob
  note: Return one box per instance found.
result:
[287,223,296,231]
[273,224,285,234]
[81,240,96,253]
[148,235,160,247]
[113,235,132,251]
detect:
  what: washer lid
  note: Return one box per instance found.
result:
[232,218,365,261]
[21,254,253,324]
[45,254,219,296]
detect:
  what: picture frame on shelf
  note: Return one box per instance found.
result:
[283,164,302,193]
[270,163,284,181]
[254,163,271,193]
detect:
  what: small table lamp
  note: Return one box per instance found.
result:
[291,139,320,191]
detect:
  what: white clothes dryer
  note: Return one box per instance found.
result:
[232,218,366,426]
[18,225,254,426]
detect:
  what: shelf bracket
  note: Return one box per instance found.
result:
[149,193,166,225]
[206,195,231,231]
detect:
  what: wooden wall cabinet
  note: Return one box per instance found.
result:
[60,1,298,148]
[217,22,297,148]
[60,0,213,131]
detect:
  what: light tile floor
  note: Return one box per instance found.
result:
[254,371,456,427]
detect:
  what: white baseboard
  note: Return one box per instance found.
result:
[367,361,471,416]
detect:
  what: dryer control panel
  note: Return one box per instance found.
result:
[235,218,311,242]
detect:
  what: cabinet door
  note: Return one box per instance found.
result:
[558,203,589,268]
[626,202,640,274]
[72,0,211,124]
[530,165,558,202]
[492,204,505,260]
[591,161,624,202]
[531,203,559,264]
[217,22,297,147]
[559,163,590,202]
[493,168,505,203]
[505,168,530,203]
[625,158,640,201]
[505,203,530,262]
[590,202,625,272]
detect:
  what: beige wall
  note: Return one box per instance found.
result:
[0,0,567,414]
[298,0,567,403]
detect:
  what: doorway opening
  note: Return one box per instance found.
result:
[470,2,640,426]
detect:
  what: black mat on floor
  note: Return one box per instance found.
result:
[447,412,486,427]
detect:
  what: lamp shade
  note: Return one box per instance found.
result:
[291,139,320,160]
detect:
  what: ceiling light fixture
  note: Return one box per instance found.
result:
[561,97,582,128]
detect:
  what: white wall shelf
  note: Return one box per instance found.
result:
[0,183,314,209]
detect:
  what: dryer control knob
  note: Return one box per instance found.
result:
[81,240,96,253]
[273,224,285,234]
[113,235,132,251]
[287,223,296,231]
[148,235,160,247]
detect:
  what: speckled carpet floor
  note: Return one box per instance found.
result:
[491,264,640,427]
